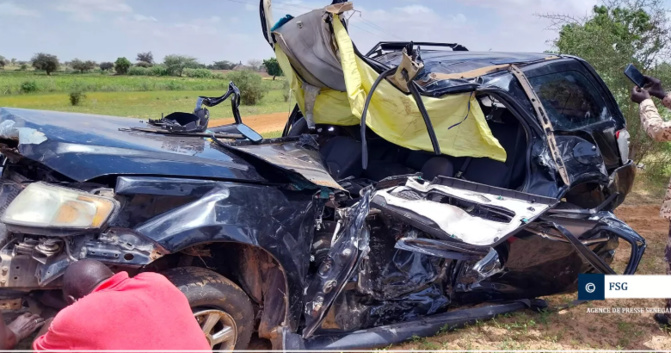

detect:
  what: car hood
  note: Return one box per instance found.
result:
[0,108,267,183]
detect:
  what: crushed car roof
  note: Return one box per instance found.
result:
[369,50,555,77]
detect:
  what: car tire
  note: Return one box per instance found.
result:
[162,266,254,350]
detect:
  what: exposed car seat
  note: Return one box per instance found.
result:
[319,136,363,180]
[453,115,527,189]
[421,157,455,181]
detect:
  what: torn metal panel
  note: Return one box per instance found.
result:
[303,189,371,337]
[132,181,316,331]
[229,135,343,190]
[372,177,556,246]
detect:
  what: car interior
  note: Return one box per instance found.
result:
[288,94,529,192]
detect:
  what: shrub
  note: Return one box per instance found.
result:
[128,66,149,76]
[114,57,131,75]
[68,81,86,105]
[20,81,38,93]
[183,68,213,78]
[149,65,169,76]
[226,70,268,105]
[19,63,28,71]
[69,91,85,105]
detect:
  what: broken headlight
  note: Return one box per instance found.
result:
[1,182,117,230]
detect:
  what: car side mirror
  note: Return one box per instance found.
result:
[237,124,263,143]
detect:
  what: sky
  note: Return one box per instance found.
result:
[0,0,631,65]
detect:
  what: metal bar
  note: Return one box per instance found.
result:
[509,65,570,186]
[304,300,531,350]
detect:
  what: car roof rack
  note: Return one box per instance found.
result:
[365,41,469,58]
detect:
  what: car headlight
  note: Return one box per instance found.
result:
[1,182,117,229]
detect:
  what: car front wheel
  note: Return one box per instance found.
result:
[162,267,254,350]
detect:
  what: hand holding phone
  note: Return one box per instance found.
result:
[624,64,646,88]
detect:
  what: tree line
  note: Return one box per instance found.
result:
[0,52,284,79]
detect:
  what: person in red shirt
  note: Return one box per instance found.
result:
[33,259,211,351]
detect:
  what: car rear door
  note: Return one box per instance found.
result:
[524,59,626,172]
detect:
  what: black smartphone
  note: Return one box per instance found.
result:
[624,63,646,87]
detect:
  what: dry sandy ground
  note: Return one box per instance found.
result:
[392,203,671,351]
[210,112,288,134]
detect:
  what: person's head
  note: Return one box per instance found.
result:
[62,259,114,304]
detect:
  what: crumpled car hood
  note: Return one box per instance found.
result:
[0,108,267,183]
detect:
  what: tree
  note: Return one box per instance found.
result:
[31,53,59,75]
[247,59,262,71]
[263,57,283,80]
[71,59,96,73]
[212,60,236,70]
[163,54,199,76]
[136,51,154,66]
[99,62,114,71]
[10,58,16,65]
[0,55,6,69]
[114,57,131,75]
[542,0,670,163]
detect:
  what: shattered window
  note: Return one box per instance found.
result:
[529,71,611,130]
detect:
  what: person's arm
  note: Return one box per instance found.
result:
[639,99,671,142]
[632,85,671,142]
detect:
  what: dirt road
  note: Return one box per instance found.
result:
[210,112,288,134]
[393,203,671,351]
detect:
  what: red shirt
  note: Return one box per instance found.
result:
[34,272,211,351]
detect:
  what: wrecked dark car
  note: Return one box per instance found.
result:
[0,1,645,351]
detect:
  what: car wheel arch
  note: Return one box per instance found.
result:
[165,241,292,345]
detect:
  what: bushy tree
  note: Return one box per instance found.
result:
[31,53,59,75]
[226,70,269,105]
[136,51,154,66]
[0,55,6,69]
[163,55,199,76]
[263,57,283,80]
[71,59,96,73]
[114,57,131,75]
[211,60,236,70]
[543,0,670,163]
[99,62,114,71]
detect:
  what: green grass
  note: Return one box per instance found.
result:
[0,70,291,138]
[0,70,285,95]
[0,89,290,120]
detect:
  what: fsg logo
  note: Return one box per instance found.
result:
[609,282,628,291]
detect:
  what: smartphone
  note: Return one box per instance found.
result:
[624,64,646,87]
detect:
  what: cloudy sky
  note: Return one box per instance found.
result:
[0,0,626,64]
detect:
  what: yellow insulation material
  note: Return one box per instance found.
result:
[274,14,506,162]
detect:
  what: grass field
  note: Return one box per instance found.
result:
[0,70,291,132]
[0,89,291,120]
[0,70,263,95]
